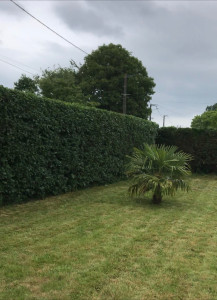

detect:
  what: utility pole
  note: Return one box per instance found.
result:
[163,115,168,127]
[149,104,157,121]
[123,73,127,114]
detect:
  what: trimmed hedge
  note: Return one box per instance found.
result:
[0,86,158,205]
[156,127,217,173]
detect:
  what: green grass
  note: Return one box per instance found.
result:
[0,175,217,300]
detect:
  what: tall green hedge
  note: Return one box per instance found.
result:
[156,127,217,173]
[0,86,158,205]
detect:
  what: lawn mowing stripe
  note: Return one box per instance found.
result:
[1,176,217,300]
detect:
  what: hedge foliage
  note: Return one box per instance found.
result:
[0,86,158,205]
[156,127,217,173]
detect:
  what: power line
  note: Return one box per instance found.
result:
[156,106,163,117]
[158,104,183,116]
[0,58,35,75]
[155,105,185,127]
[156,106,168,126]
[10,0,89,56]
[1,54,40,72]
[153,106,172,127]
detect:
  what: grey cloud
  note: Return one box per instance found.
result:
[52,1,217,121]
[54,2,123,37]
[0,1,24,17]
[35,41,85,72]
[119,3,217,108]
[2,0,217,127]
[54,0,217,124]
[88,1,163,17]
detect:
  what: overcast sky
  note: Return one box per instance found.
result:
[1,0,217,127]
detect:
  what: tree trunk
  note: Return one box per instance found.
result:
[152,185,162,204]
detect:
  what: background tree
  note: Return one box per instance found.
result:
[191,111,217,129]
[77,43,155,119]
[206,103,217,111]
[38,66,85,104]
[14,74,38,94]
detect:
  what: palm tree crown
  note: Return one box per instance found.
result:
[126,144,192,204]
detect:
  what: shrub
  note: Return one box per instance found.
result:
[156,127,217,173]
[126,144,192,204]
[0,86,158,205]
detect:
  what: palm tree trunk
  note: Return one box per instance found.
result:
[152,185,162,204]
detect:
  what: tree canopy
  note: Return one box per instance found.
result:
[191,111,217,129]
[77,43,155,119]
[206,103,217,111]
[14,74,38,94]
[13,44,156,117]
[38,66,84,104]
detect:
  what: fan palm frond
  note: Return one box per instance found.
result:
[126,143,192,204]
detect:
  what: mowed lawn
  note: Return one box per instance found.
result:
[0,176,217,300]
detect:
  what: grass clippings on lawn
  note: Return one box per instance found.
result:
[0,175,217,300]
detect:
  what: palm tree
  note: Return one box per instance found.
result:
[126,144,192,204]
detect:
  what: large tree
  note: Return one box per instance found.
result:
[14,74,38,94]
[38,66,85,104]
[206,103,217,111]
[191,111,217,129]
[77,44,155,119]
